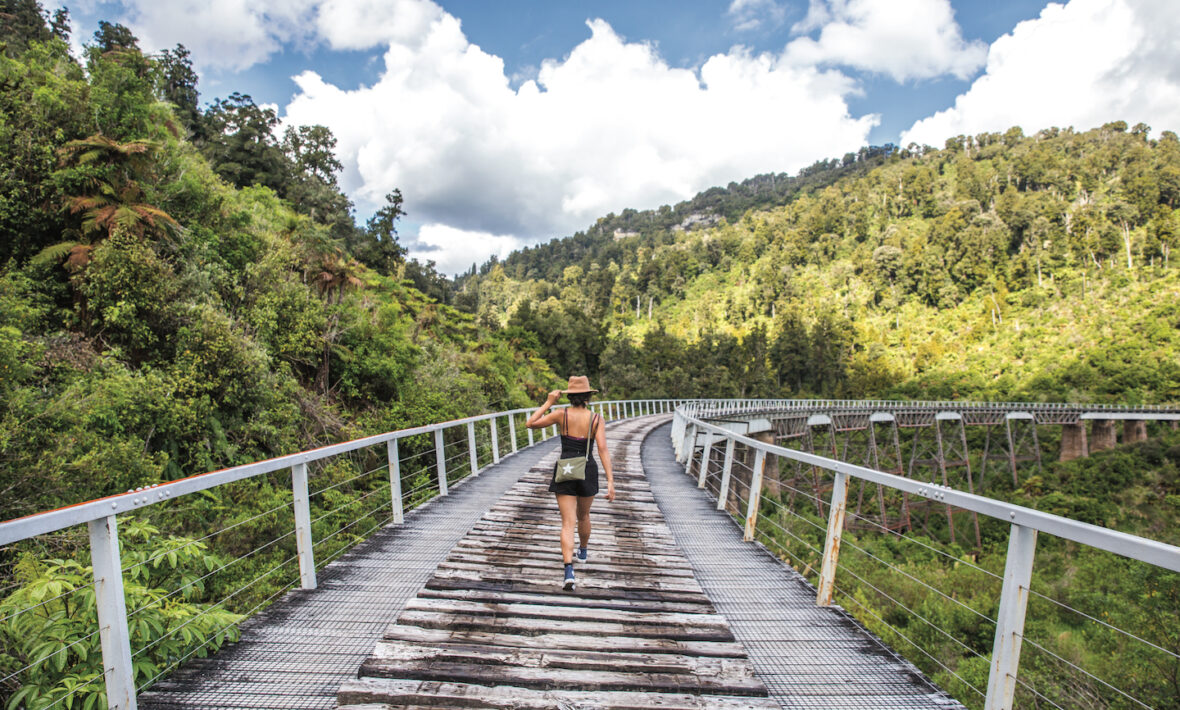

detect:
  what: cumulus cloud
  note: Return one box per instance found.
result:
[409,224,525,276]
[113,0,444,71]
[283,15,877,269]
[728,0,788,32]
[117,0,317,71]
[901,0,1180,147]
[785,0,987,81]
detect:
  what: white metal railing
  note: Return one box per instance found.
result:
[672,400,1180,710]
[0,399,676,709]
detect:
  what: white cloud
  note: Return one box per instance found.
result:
[112,0,443,71]
[408,224,524,277]
[314,0,444,51]
[283,15,877,266]
[901,0,1180,147]
[728,0,787,32]
[118,0,317,71]
[785,0,987,81]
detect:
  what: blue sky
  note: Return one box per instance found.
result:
[122,0,1047,145]
[61,0,1180,274]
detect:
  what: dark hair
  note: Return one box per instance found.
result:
[567,392,592,408]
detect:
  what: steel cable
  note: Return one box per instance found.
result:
[1020,635,1154,710]
[0,627,101,687]
[1026,587,1180,662]
[834,583,986,700]
[135,573,301,694]
[308,462,387,497]
[131,552,299,660]
[126,529,295,620]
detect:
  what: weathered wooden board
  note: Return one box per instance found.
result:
[401,597,731,629]
[417,587,715,614]
[357,658,768,695]
[338,678,782,709]
[380,624,752,658]
[340,416,772,707]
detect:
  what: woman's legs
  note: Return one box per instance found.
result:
[556,494,578,564]
[576,496,594,550]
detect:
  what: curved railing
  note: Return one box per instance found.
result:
[0,399,677,709]
[672,400,1180,710]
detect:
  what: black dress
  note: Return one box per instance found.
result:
[548,410,600,497]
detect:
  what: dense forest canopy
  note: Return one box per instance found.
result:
[457,120,1180,405]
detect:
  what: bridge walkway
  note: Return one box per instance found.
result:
[140,413,963,709]
[338,415,776,708]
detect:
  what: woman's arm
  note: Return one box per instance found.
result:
[526,390,563,429]
[594,414,615,501]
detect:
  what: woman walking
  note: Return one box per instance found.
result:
[526,376,615,591]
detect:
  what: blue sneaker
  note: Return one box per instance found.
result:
[576,547,588,563]
[562,563,576,591]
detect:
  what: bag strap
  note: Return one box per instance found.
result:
[584,413,597,462]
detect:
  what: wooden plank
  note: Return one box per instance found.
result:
[417,587,715,614]
[368,639,758,678]
[402,598,730,629]
[339,678,781,709]
[451,538,691,563]
[424,576,712,605]
[427,565,704,593]
[442,550,697,578]
[381,623,751,658]
[391,610,736,642]
[357,658,768,696]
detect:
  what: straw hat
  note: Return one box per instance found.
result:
[562,375,599,395]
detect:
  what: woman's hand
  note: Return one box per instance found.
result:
[606,482,616,502]
[546,390,561,403]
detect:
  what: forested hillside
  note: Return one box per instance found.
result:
[0,6,554,520]
[461,122,1180,404]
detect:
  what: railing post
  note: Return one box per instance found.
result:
[490,418,500,464]
[435,428,448,496]
[717,437,735,510]
[291,462,316,589]
[88,516,136,710]
[387,439,404,524]
[743,449,766,542]
[508,413,518,454]
[816,470,849,605]
[467,421,479,476]
[528,422,535,446]
[697,432,715,488]
[985,524,1038,710]
[682,423,697,472]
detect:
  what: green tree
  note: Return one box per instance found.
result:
[199,92,288,192]
[92,20,138,52]
[154,44,201,135]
